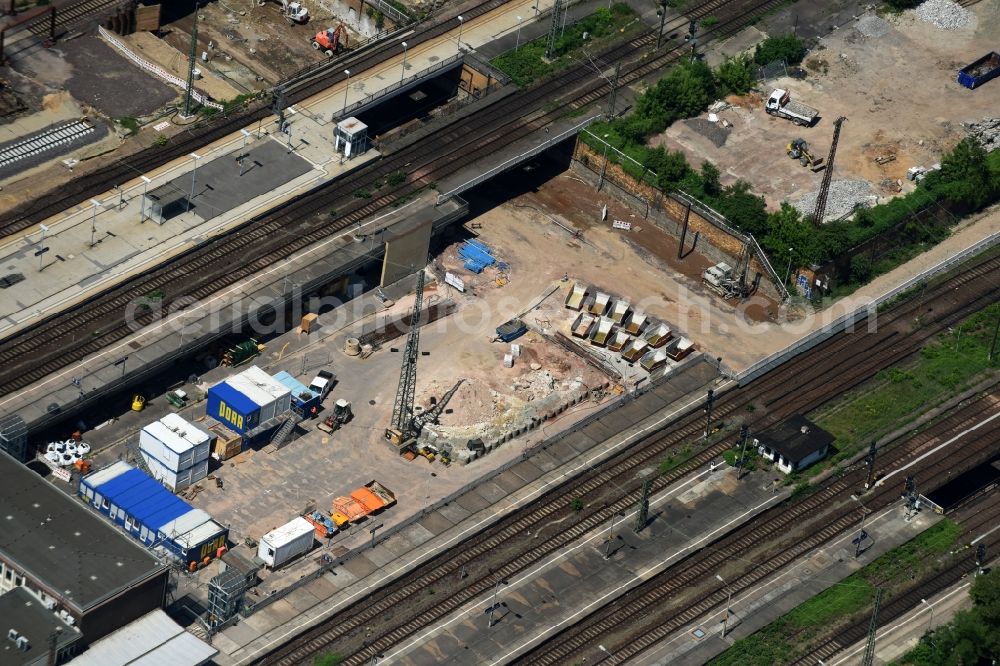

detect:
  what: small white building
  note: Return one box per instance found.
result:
[756,415,834,474]
[139,414,213,492]
[334,117,369,158]
[257,517,316,569]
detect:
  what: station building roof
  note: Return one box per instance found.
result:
[0,450,165,613]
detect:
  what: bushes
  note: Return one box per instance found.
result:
[715,55,756,95]
[753,33,807,66]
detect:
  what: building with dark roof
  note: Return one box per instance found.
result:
[0,587,81,666]
[756,415,835,474]
[0,450,168,645]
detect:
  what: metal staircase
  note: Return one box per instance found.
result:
[269,413,300,450]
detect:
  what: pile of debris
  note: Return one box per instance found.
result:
[964,117,1000,153]
[791,180,875,223]
[855,14,890,38]
[913,0,974,30]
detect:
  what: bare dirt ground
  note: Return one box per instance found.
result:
[124,31,243,102]
[655,0,1000,210]
[161,1,351,86]
[462,169,793,372]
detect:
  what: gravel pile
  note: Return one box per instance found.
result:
[914,0,974,30]
[964,117,1000,153]
[686,118,730,147]
[856,14,890,38]
[792,180,874,223]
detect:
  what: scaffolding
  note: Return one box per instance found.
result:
[207,569,248,626]
[0,414,27,462]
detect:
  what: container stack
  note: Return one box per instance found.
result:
[206,365,292,434]
[139,414,213,492]
[204,417,243,460]
[78,462,229,567]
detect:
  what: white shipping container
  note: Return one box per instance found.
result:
[229,366,292,425]
[258,517,315,568]
[139,416,211,472]
[141,455,209,492]
[161,413,212,464]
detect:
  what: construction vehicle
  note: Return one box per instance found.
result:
[317,399,353,433]
[765,89,818,127]
[411,379,464,435]
[786,138,825,171]
[385,272,425,448]
[312,23,348,57]
[263,0,310,23]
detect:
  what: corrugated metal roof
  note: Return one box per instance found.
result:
[232,366,290,405]
[156,509,210,540]
[132,495,190,527]
[159,414,211,445]
[262,516,315,548]
[173,520,227,550]
[208,381,259,416]
[94,467,147,497]
[143,501,193,532]
[81,460,132,489]
[113,477,165,511]
[67,609,216,666]
[142,421,196,456]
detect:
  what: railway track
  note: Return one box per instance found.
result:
[516,393,1000,665]
[0,0,532,238]
[252,250,1000,664]
[0,119,94,171]
[791,486,1000,666]
[0,0,783,397]
[24,0,126,39]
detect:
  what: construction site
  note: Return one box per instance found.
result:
[0,0,999,662]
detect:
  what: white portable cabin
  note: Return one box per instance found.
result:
[229,365,292,425]
[257,517,316,568]
[139,414,211,473]
[143,456,209,492]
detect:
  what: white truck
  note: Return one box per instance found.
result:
[308,370,336,402]
[765,89,818,127]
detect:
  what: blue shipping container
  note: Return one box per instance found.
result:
[273,371,321,415]
[958,52,1000,89]
[207,381,260,433]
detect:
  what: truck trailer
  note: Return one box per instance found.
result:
[257,516,316,568]
[958,52,1000,90]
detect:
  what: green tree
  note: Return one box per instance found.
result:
[754,34,808,66]
[700,161,722,196]
[930,137,998,210]
[970,568,1000,624]
[716,54,756,95]
[712,181,768,237]
[652,149,691,189]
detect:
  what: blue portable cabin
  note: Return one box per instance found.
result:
[206,380,260,434]
[79,462,230,566]
[273,370,320,416]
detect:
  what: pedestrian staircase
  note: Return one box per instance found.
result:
[269,413,300,450]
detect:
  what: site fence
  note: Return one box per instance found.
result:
[98,27,223,111]
[738,230,1000,385]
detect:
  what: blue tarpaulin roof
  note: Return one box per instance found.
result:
[94,468,147,499]
[208,380,259,417]
[143,501,193,531]
[131,493,190,527]
[272,371,317,402]
[113,477,164,508]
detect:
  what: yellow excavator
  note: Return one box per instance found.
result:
[786,138,825,171]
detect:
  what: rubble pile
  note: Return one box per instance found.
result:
[913,0,974,30]
[856,14,890,38]
[964,118,1000,153]
[792,180,874,223]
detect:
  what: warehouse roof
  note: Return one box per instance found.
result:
[757,415,834,463]
[0,450,165,613]
[67,609,216,666]
[0,587,81,666]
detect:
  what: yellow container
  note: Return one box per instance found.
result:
[131,395,146,412]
